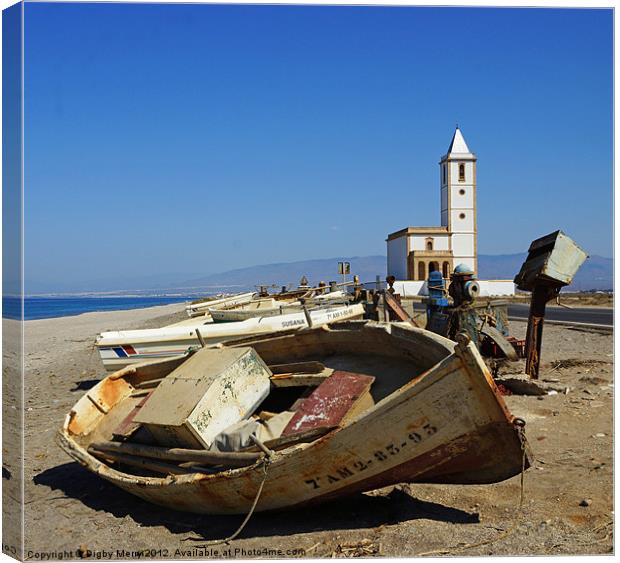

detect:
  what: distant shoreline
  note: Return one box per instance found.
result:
[20,301,187,324]
[4,295,195,321]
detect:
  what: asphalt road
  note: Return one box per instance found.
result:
[410,302,613,327]
[507,304,613,326]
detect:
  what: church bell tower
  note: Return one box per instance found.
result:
[440,127,477,275]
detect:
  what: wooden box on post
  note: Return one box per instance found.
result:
[514,230,588,291]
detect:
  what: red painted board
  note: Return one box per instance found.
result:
[113,391,154,439]
[282,371,375,436]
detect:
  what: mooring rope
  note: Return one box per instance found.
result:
[181,456,271,545]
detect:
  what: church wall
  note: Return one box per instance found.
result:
[449,209,475,232]
[387,236,407,279]
[409,234,449,251]
[451,233,475,257]
[392,279,515,297]
[450,185,474,209]
[449,161,474,184]
[450,256,476,273]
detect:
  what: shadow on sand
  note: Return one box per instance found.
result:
[70,379,100,392]
[34,462,479,541]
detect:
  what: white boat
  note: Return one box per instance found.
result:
[313,290,346,300]
[96,303,365,372]
[209,298,301,322]
[209,291,349,323]
[185,292,255,318]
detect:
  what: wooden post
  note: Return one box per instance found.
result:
[195,328,206,348]
[301,300,313,328]
[524,284,560,378]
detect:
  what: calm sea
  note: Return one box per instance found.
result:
[3,296,195,321]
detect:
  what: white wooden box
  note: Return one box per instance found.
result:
[134,347,271,448]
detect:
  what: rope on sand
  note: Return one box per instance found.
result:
[181,455,271,545]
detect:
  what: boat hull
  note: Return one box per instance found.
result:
[61,322,532,514]
[186,292,255,318]
[96,304,365,371]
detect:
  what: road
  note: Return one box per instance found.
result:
[507,304,613,327]
[410,302,613,327]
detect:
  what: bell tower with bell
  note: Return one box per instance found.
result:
[440,126,477,275]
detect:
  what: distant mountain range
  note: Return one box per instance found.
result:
[27,253,612,295]
[178,254,612,292]
[477,253,612,291]
[177,256,388,290]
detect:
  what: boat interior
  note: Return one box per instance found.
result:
[68,323,455,479]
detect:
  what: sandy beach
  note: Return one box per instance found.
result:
[6,305,613,558]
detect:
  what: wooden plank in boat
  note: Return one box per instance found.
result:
[112,390,154,440]
[240,425,337,452]
[270,373,330,388]
[282,371,375,436]
[268,361,325,375]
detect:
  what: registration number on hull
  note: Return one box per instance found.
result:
[303,416,438,490]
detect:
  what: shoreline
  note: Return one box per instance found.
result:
[22,301,188,324]
[21,303,188,377]
[12,296,191,322]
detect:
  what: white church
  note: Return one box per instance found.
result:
[386,127,515,296]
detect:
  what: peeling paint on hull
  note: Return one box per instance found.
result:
[59,321,532,515]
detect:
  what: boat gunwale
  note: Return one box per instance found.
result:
[60,321,527,512]
[95,304,366,347]
[63,322,459,485]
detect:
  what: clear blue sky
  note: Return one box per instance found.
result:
[23,3,612,290]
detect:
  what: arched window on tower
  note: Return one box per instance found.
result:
[459,163,465,182]
[442,164,446,184]
[426,237,434,251]
[418,262,426,281]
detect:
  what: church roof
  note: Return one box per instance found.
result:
[387,226,448,241]
[446,127,471,155]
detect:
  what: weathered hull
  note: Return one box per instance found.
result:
[185,292,256,318]
[61,322,531,514]
[210,299,348,323]
[96,304,365,371]
[209,298,302,323]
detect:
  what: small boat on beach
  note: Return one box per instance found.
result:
[96,303,365,372]
[185,292,256,318]
[61,321,531,515]
[209,291,349,323]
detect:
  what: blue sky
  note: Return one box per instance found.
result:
[22,3,612,290]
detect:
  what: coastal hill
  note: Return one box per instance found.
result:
[177,256,388,290]
[179,254,612,293]
[28,254,612,294]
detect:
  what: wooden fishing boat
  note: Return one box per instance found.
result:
[96,303,365,372]
[209,291,349,323]
[185,292,256,318]
[60,321,532,514]
[209,297,301,322]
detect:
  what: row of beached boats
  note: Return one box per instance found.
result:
[96,286,359,371]
[61,281,532,517]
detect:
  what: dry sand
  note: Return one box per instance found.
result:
[3,305,613,558]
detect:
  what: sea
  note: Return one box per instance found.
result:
[3,295,199,321]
